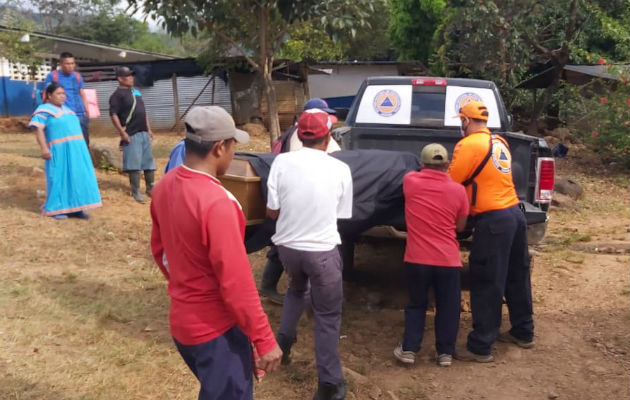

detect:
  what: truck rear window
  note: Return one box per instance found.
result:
[411,91,446,127]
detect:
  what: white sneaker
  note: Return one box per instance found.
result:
[436,353,452,367]
[393,344,416,364]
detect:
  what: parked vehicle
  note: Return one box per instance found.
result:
[333,76,555,245]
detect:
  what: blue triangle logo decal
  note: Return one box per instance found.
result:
[499,150,509,161]
[380,97,394,107]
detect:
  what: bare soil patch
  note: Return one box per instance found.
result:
[0,128,628,400]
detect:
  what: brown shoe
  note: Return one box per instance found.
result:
[497,331,534,349]
[454,347,494,363]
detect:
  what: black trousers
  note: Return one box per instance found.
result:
[174,326,254,400]
[402,263,461,355]
[467,205,534,355]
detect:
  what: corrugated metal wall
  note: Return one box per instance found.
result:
[87,75,232,132]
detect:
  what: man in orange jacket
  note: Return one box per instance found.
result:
[448,101,534,362]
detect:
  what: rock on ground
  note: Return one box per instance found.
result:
[90,144,123,172]
[554,176,584,199]
[551,192,577,209]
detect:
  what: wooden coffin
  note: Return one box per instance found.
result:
[218,156,266,225]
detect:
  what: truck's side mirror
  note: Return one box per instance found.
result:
[332,126,351,142]
[507,113,514,130]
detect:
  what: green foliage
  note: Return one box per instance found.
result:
[280,0,394,62]
[279,23,345,61]
[0,12,41,78]
[389,0,446,62]
[132,0,375,139]
[21,0,114,32]
[53,11,174,54]
[134,0,374,62]
[432,0,629,128]
[560,67,630,168]
[57,12,146,46]
[571,1,630,63]
[432,0,529,103]
[337,0,394,61]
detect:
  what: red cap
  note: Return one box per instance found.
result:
[297,109,338,139]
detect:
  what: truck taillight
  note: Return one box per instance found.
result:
[535,157,555,203]
[412,78,447,86]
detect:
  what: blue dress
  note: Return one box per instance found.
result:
[29,104,102,216]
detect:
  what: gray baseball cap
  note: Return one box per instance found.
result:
[185,106,249,144]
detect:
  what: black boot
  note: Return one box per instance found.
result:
[259,253,284,304]
[129,171,146,203]
[144,170,155,198]
[312,381,346,400]
[276,334,295,366]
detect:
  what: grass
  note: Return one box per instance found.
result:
[1,129,629,399]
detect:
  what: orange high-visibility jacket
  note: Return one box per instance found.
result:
[448,128,519,216]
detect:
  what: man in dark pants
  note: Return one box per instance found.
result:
[260,98,340,304]
[267,109,353,400]
[150,106,282,399]
[448,101,534,362]
[393,144,469,367]
[109,66,156,203]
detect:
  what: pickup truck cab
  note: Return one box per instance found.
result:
[334,76,555,244]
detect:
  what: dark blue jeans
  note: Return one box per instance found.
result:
[79,115,89,148]
[402,263,461,355]
[174,326,254,400]
[467,205,534,356]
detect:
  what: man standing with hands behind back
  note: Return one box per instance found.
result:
[109,66,156,203]
[448,101,534,363]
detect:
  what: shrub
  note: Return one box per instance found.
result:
[560,65,630,168]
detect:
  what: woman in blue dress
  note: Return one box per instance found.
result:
[29,82,102,220]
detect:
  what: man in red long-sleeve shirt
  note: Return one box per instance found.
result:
[150,106,282,400]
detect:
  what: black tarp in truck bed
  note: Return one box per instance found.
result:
[237,150,419,252]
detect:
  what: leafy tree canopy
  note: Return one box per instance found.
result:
[389,0,446,63]
[130,0,374,140]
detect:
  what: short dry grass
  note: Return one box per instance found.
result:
[1,128,629,400]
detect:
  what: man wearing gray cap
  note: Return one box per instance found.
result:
[150,106,282,399]
[109,66,156,203]
[393,143,469,368]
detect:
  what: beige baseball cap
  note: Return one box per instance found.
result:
[420,143,449,164]
[185,106,249,144]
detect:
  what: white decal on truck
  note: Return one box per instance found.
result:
[372,90,401,116]
[444,86,501,128]
[356,85,412,125]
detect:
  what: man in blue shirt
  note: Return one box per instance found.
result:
[44,52,90,146]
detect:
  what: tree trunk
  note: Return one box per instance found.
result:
[258,3,281,147]
[527,66,563,135]
[262,64,281,145]
[526,0,579,135]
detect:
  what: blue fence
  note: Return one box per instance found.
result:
[0,77,45,117]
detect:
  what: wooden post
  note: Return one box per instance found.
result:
[211,75,216,105]
[300,61,310,100]
[172,74,179,128]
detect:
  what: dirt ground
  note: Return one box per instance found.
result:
[0,126,628,400]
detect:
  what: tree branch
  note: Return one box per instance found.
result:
[523,36,552,57]
[200,21,261,72]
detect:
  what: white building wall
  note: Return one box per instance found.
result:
[308,64,399,99]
